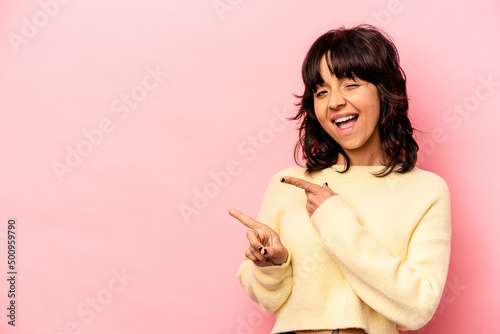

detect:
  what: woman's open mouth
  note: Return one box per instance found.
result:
[333,114,359,131]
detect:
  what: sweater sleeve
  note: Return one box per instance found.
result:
[310,179,451,330]
[237,247,292,313]
[236,174,293,313]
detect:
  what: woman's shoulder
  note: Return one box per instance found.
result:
[258,166,309,206]
[400,167,450,197]
[405,167,448,185]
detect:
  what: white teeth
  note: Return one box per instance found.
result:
[334,115,357,124]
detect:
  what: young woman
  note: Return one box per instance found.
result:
[229,25,451,334]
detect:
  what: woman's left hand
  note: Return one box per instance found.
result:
[280,176,337,216]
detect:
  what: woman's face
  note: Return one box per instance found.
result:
[314,55,383,163]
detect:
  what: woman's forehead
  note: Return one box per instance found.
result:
[317,55,358,81]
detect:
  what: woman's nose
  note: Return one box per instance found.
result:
[328,91,346,109]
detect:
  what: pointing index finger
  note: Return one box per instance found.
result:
[228,208,265,230]
[280,176,317,192]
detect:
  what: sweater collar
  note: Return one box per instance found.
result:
[328,164,395,178]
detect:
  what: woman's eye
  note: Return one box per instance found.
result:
[346,84,360,89]
[315,90,327,97]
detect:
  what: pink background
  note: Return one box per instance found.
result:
[1,1,499,333]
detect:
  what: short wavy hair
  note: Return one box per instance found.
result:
[292,24,418,176]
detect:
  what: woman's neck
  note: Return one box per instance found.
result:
[337,149,389,167]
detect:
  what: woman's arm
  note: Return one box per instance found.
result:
[237,247,292,313]
[310,181,451,330]
[280,175,451,330]
[233,174,294,313]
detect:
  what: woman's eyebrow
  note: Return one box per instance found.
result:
[313,82,326,91]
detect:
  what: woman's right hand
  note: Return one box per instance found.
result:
[229,208,288,267]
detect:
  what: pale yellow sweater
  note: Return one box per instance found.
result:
[237,165,451,334]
